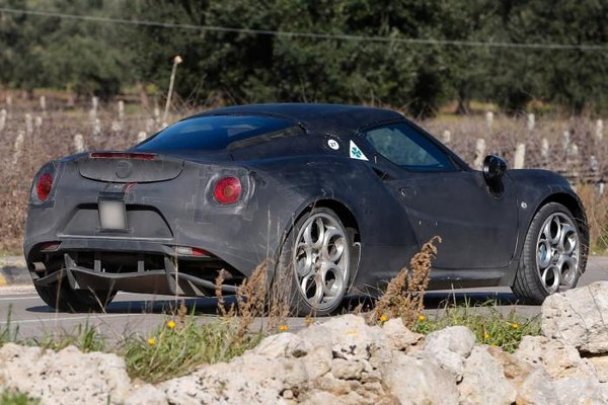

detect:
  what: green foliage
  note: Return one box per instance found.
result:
[1,0,607,115]
[412,303,541,353]
[0,306,19,347]
[0,391,39,405]
[35,321,106,353]
[121,317,262,383]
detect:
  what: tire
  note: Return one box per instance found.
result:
[34,275,116,313]
[512,202,586,304]
[274,207,355,317]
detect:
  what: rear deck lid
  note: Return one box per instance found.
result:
[77,152,184,183]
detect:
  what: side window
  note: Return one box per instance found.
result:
[365,123,455,171]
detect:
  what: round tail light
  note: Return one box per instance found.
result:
[213,177,242,205]
[36,172,54,202]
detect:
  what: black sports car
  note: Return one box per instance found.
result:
[24,104,588,315]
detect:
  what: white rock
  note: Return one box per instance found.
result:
[515,336,597,380]
[0,343,132,405]
[517,368,559,405]
[458,346,516,405]
[384,352,458,404]
[553,376,608,405]
[124,385,167,405]
[254,332,301,358]
[382,318,424,352]
[589,356,608,383]
[422,325,476,380]
[542,281,608,354]
[161,357,287,405]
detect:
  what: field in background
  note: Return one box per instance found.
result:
[1,93,606,254]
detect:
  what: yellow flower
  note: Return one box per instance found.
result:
[379,314,389,323]
[147,337,157,346]
[278,324,289,332]
[511,323,520,329]
[418,315,426,322]
[166,320,176,330]
[484,332,491,339]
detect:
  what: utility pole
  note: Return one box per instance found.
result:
[162,55,183,127]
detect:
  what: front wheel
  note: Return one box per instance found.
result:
[275,208,355,317]
[512,202,586,304]
[34,275,116,313]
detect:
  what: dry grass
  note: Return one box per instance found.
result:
[370,236,441,327]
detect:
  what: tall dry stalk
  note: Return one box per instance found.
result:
[371,236,441,327]
[234,260,268,341]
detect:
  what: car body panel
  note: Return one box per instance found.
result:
[23,104,588,299]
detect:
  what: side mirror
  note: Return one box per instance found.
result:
[483,155,507,184]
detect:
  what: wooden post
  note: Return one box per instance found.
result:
[527,113,535,131]
[25,113,33,135]
[39,95,47,116]
[118,100,125,122]
[514,143,526,169]
[12,131,24,165]
[441,130,451,144]
[485,111,494,132]
[562,130,570,151]
[162,55,183,126]
[474,138,486,170]
[92,118,101,138]
[74,133,85,152]
[0,109,6,132]
[137,131,147,143]
[541,138,549,160]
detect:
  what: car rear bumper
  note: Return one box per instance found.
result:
[27,237,244,297]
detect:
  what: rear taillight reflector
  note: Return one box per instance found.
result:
[90,152,156,160]
[36,172,54,202]
[213,177,242,205]
[175,246,210,257]
[39,241,61,252]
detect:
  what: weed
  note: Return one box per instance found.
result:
[371,237,441,327]
[122,316,260,384]
[413,303,541,353]
[35,321,105,353]
[0,391,39,405]
[0,306,20,347]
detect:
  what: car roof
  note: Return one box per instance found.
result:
[190,103,404,136]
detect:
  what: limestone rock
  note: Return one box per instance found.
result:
[515,336,597,380]
[589,356,608,383]
[384,352,458,404]
[0,343,132,405]
[422,325,476,380]
[458,346,516,405]
[382,318,424,352]
[542,281,608,354]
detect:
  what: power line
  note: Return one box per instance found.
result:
[1,6,608,51]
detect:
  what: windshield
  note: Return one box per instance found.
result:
[134,115,296,152]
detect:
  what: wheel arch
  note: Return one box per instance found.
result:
[536,192,589,250]
[293,198,361,242]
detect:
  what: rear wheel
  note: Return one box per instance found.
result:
[34,275,116,312]
[512,202,585,304]
[275,208,354,316]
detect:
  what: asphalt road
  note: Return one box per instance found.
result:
[1,256,607,342]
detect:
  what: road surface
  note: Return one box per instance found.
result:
[0,256,606,341]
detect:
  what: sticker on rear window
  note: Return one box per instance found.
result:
[349,140,368,161]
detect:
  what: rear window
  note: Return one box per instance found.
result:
[134,115,296,152]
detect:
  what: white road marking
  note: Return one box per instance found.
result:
[0,295,40,301]
[0,313,140,325]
